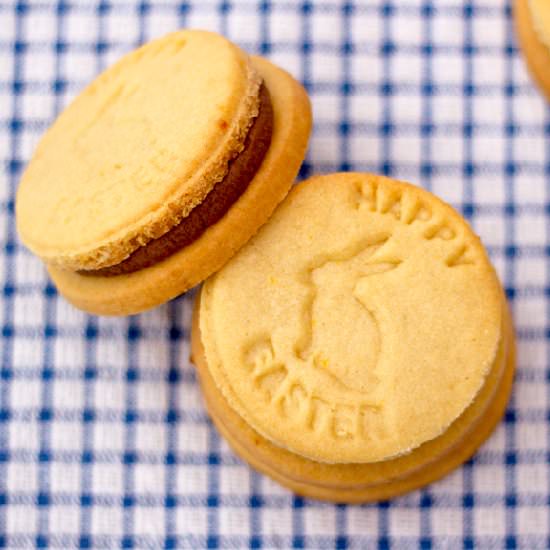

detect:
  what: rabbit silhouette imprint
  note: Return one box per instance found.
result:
[295,237,401,395]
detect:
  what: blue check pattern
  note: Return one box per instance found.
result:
[0,0,548,548]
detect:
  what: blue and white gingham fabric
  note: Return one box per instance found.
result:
[0,0,548,548]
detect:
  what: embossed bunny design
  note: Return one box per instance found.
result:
[295,237,401,394]
[241,180,485,444]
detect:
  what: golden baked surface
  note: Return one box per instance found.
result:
[16,30,261,270]
[199,173,504,464]
[529,0,550,49]
[515,0,550,103]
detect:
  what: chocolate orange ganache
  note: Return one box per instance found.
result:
[16,30,312,315]
[81,84,273,277]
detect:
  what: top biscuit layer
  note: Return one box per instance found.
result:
[529,0,550,49]
[16,30,261,270]
[199,173,504,464]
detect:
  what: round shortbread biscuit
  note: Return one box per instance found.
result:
[515,0,550,102]
[193,301,515,502]
[17,30,262,271]
[197,173,505,464]
[46,56,311,315]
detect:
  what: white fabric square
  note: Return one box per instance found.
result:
[92,461,125,496]
[219,506,251,538]
[391,135,422,165]
[133,504,165,536]
[517,506,549,537]
[7,505,37,537]
[148,11,180,41]
[177,464,208,495]
[23,10,57,43]
[473,463,506,496]
[432,13,463,47]
[345,506,379,536]
[50,461,81,494]
[269,7,301,44]
[473,506,506,537]
[9,378,41,409]
[0,1,548,545]
[311,10,342,45]
[516,420,547,452]
[352,53,383,89]
[310,133,341,166]
[473,213,506,248]
[514,295,546,333]
[186,9,223,35]
[313,93,340,124]
[106,10,139,45]
[135,422,166,455]
[303,505,337,537]
[350,134,381,168]
[177,421,209,455]
[430,507,464,538]
[228,10,261,44]
[50,505,81,535]
[388,506,421,538]
[13,292,44,329]
[393,94,422,124]
[176,506,208,537]
[7,461,38,493]
[349,93,382,125]
[517,463,548,495]
[91,505,123,538]
[9,420,39,451]
[432,53,464,85]
[51,420,83,452]
[53,337,86,371]
[92,421,126,453]
[218,463,251,496]
[310,51,343,84]
[12,336,43,370]
[133,462,166,495]
[61,50,97,85]
[65,10,98,44]
[20,91,55,121]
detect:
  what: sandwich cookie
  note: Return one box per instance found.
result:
[192,173,515,502]
[515,0,550,102]
[16,30,311,315]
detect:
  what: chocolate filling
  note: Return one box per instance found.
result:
[80,83,273,277]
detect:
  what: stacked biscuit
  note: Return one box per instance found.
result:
[16,31,515,502]
[192,174,514,502]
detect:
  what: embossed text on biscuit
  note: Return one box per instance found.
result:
[243,335,388,441]
[352,178,476,268]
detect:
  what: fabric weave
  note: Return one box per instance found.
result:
[0,1,548,548]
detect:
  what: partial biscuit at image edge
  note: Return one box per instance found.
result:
[191,294,515,503]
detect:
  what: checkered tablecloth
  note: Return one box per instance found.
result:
[0,0,548,548]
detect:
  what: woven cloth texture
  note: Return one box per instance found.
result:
[0,0,548,548]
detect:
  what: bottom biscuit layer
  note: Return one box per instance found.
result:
[192,299,515,503]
